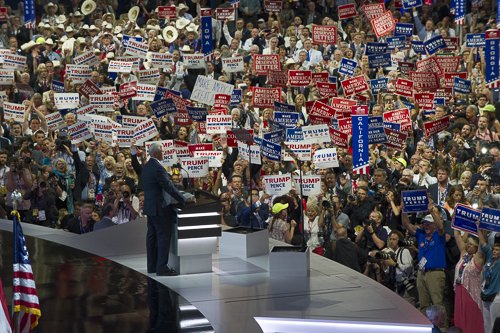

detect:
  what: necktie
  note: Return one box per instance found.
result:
[306,51,310,62]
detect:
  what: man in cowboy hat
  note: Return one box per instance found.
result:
[42,2,58,26]
[70,11,84,31]
[184,23,200,52]
[177,3,193,20]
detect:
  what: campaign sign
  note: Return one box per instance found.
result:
[371,11,395,37]
[93,121,114,142]
[311,72,329,84]
[222,56,244,72]
[116,128,135,147]
[479,207,500,233]
[267,70,288,87]
[73,50,99,66]
[108,60,133,73]
[274,112,299,128]
[187,143,213,157]
[237,142,261,164]
[252,87,281,108]
[138,68,161,84]
[230,89,242,107]
[150,52,173,68]
[183,54,206,69]
[311,25,337,44]
[424,35,446,55]
[157,6,177,19]
[398,61,416,76]
[116,115,147,128]
[284,142,312,161]
[180,158,210,178]
[416,57,443,76]
[288,70,312,87]
[370,78,388,95]
[313,148,339,169]
[383,108,411,132]
[410,71,440,91]
[261,139,282,162]
[414,92,435,110]
[263,130,283,144]
[274,101,296,113]
[338,3,357,19]
[316,82,338,98]
[384,128,408,150]
[54,93,79,109]
[387,35,407,50]
[466,33,486,47]
[263,0,282,12]
[411,40,426,54]
[368,125,387,144]
[191,75,234,106]
[134,118,159,145]
[293,175,322,196]
[402,190,429,213]
[125,39,149,58]
[329,126,349,149]
[395,78,414,98]
[150,98,177,118]
[65,64,92,83]
[67,121,93,144]
[52,80,65,93]
[310,100,336,119]
[2,54,26,69]
[286,128,304,142]
[301,124,330,143]
[118,81,138,100]
[206,115,232,134]
[368,53,392,69]
[338,58,358,76]
[341,75,369,96]
[485,29,499,87]
[365,42,388,55]
[193,151,224,168]
[364,3,386,21]
[263,174,292,196]
[122,35,144,48]
[435,56,460,73]
[453,77,472,94]
[164,90,193,113]
[384,122,401,132]
[395,23,414,37]
[216,7,235,20]
[45,111,65,132]
[79,79,103,98]
[452,204,480,235]
[402,0,422,9]
[252,54,281,75]
[423,116,450,137]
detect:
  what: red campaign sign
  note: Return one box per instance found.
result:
[188,143,214,157]
[0,7,8,20]
[337,117,353,135]
[227,129,254,147]
[424,116,450,137]
[443,72,467,88]
[383,108,412,132]
[175,140,188,147]
[252,87,281,108]
[384,128,407,150]
[78,79,103,99]
[414,92,435,110]
[310,101,336,118]
[264,0,282,12]
[341,75,369,96]
[118,81,138,99]
[371,11,395,38]
[351,105,369,116]
[253,54,281,76]
[316,82,338,98]
[174,111,193,126]
[410,71,440,91]
[435,56,460,73]
[338,4,357,20]
[158,6,177,19]
[200,8,213,17]
[331,97,356,117]
[435,88,453,102]
[214,94,231,108]
[312,25,337,45]
[329,126,349,149]
[306,97,328,115]
[164,90,193,112]
[416,57,443,76]
[308,114,331,125]
[267,70,288,87]
[398,62,415,76]
[395,78,413,98]
[197,121,206,134]
[443,37,459,51]
[311,72,329,84]
[288,70,312,87]
[364,3,386,21]
[216,7,235,20]
[208,108,227,115]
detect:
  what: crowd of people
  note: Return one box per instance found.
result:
[0,0,499,332]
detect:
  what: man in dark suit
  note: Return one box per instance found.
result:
[427,166,452,208]
[142,143,187,276]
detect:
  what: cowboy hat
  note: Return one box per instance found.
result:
[21,41,37,51]
[81,24,89,30]
[44,2,57,12]
[128,6,140,22]
[81,0,96,16]
[102,12,115,22]
[74,11,83,17]
[185,23,198,36]
[55,15,66,24]
[162,26,178,43]
[62,38,75,54]
[181,45,192,53]
[45,38,54,45]
[56,24,65,30]
[177,3,189,12]
[175,17,190,30]
[65,26,74,33]
[89,25,98,31]
[114,26,122,34]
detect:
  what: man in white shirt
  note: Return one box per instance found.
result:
[295,39,322,65]
[412,159,437,188]
[263,37,279,54]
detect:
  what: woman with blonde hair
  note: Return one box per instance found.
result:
[52,158,75,214]
[124,158,139,187]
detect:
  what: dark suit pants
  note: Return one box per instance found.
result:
[146,207,177,273]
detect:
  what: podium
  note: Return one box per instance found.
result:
[169,191,222,275]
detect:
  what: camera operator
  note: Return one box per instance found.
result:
[5,156,33,221]
[111,184,139,225]
[343,185,376,235]
[356,210,388,253]
[24,180,58,228]
[467,176,495,209]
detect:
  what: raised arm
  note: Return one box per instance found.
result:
[402,212,418,235]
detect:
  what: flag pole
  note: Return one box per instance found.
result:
[11,189,21,333]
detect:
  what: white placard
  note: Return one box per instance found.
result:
[237,142,262,165]
[54,93,80,109]
[180,158,210,177]
[206,115,232,134]
[193,150,223,167]
[313,148,339,169]
[191,75,234,106]
[45,112,65,132]
[293,175,322,196]
[301,124,331,143]
[108,60,133,73]
[132,83,156,101]
[89,94,115,112]
[222,56,244,73]
[263,174,292,196]
[183,54,206,69]
[138,68,160,84]
[73,50,99,66]
[3,102,26,122]
[116,128,135,147]
[67,121,93,144]
[134,118,159,145]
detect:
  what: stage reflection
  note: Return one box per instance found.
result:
[0,230,214,333]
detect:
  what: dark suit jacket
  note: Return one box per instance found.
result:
[73,150,100,202]
[427,183,452,205]
[141,158,185,217]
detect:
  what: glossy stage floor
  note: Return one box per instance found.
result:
[0,219,433,333]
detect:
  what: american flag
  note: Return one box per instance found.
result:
[0,279,12,333]
[12,211,41,333]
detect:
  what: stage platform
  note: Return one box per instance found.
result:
[0,219,432,333]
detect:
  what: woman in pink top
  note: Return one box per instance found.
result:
[453,229,485,333]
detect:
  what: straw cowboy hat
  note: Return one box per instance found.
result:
[81,0,96,16]
[162,26,178,43]
[177,3,189,12]
[62,38,75,54]
[102,12,115,23]
[128,6,140,22]
[175,17,190,30]
[56,15,66,24]
[44,2,57,13]
[21,40,37,51]
[185,23,198,37]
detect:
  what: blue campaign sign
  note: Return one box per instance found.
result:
[453,77,472,94]
[434,98,445,106]
[411,40,426,54]
[52,80,65,93]
[369,116,384,129]
[230,89,242,107]
[201,12,213,59]
[286,128,304,142]
[402,0,422,9]
[352,112,369,173]
[402,190,429,213]
[150,98,177,118]
[263,130,283,144]
[485,31,499,86]
[253,136,262,146]
[365,42,388,55]
[466,33,486,48]
[368,127,387,144]
[338,58,358,76]
[395,23,414,37]
[452,204,480,235]
[328,76,337,84]
[154,86,169,101]
[261,139,282,162]
[274,112,299,128]
[384,122,401,132]
[424,35,446,55]
[479,207,500,233]
[387,35,407,50]
[370,78,388,95]
[368,53,392,69]
[274,101,296,113]
[186,106,208,121]
[122,34,144,48]
[400,99,415,110]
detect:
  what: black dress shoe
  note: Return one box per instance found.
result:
[157,268,178,276]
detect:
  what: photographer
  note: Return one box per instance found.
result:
[467,176,495,209]
[111,184,139,225]
[5,156,33,221]
[356,210,388,252]
[343,185,377,233]
[24,180,58,228]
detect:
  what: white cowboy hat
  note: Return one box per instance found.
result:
[128,6,140,22]
[177,3,189,12]
[45,38,54,45]
[185,23,198,36]
[44,2,57,12]
[114,26,122,34]
[74,11,83,17]
[56,15,66,24]
[65,26,74,33]
[181,45,192,53]
[82,24,89,30]
[21,41,37,51]
[89,25,98,31]
[62,39,75,54]
[81,0,96,16]
[175,17,190,30]
[162,26,178,43]
[56,24,65,30]
[285,58,296,66]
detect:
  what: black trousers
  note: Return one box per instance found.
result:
[146,207,177,273]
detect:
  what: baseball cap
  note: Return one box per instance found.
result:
[422,215,434,223]
[393,157,407,168]
[258,18,265,23]
[272,203,289,214]
[481,104,496,112]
